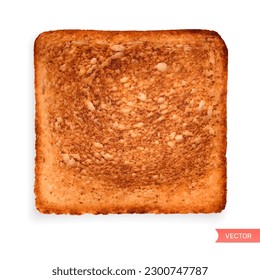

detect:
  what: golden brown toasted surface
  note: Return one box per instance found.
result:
[34,30,227,214]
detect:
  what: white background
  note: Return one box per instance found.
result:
[0,0,260,279]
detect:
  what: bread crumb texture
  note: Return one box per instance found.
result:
[34,30,227,214]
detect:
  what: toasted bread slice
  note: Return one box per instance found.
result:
[34,30,227,214]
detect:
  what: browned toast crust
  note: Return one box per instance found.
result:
[34,30,227,214]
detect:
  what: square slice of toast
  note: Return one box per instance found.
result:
[34,30,227,214]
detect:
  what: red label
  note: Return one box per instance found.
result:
[216,229,260,242]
